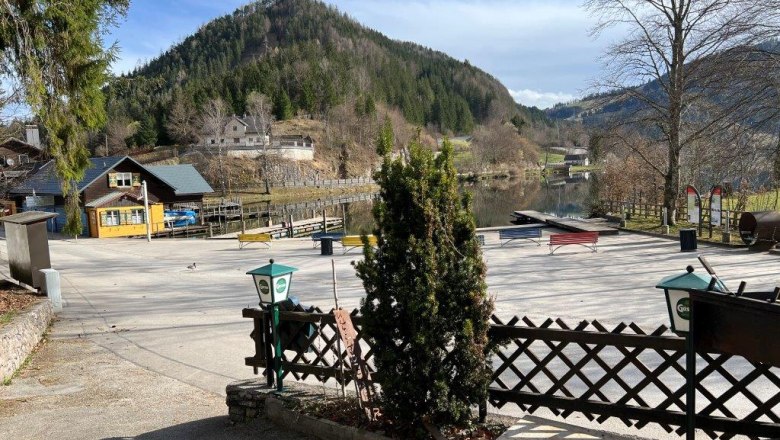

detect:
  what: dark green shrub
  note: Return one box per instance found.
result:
[355,120,493,434]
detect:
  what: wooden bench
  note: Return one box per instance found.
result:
[237,233,272,249]
[311,231,345,248]
[499,227,542,247]
[341,235,378,254]
[548,231,598,255]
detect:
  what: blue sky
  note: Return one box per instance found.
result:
[107,0,621,109]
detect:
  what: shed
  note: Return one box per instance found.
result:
[0,211,57,288]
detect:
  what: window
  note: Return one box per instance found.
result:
[233,125,237,131]
[18,154,29,164]
[130,209,145,224]
[115,172,132,187]
[210,139,215,144]
[220,138,224,143]
[103,210,120,226]
[248,137,253,142]
[234,138,240,143]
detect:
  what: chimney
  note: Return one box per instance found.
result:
[25,125,41,149]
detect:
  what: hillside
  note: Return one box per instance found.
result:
[105,0,544,145]
[546,39,780,129]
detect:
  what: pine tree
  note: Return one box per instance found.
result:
[134,116,158,147]
[1,1,128,236]
[355,120,494,435]
[274,88,293,120]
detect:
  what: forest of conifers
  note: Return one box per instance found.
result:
[105,0,545,146]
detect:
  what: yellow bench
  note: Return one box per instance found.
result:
[237,233,272,249]
[341,235,377,254]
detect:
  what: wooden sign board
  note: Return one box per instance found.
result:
[333,309,381,422]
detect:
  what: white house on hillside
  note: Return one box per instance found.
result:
[200,115,314,161]
[564,153,589,166]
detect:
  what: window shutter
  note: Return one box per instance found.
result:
[132,173,142,187]
[100,212,108,226]
[108,173,118,188]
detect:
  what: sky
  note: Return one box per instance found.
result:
[107,0,622,109]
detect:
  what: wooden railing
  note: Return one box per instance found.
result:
[243,308,780,439]
[267,177,374,188]
[601,200,744,230]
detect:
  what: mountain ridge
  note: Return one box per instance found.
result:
[106,0,547,145]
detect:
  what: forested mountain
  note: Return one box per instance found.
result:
[106,0,538,145]
[546,39,780,129]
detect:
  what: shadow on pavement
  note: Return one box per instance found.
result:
[103,415,313,440]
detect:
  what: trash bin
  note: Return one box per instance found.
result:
[680,228,697,252]
[321,237,333,255]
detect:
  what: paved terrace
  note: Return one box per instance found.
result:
[3,230,777,438]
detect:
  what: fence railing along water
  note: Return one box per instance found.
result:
[243,308,780,439]
[602,200,744,229]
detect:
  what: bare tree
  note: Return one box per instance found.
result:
[166,97,198,145]
[200,98,229,196]
[102,116,138,156]
[586,0,780,224]
[471,123,537,169]
[245,91,275,194]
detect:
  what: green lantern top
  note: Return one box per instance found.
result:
[246,259,299,277]
[656,266,725,291]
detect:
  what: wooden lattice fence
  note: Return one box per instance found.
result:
[242,308,780,439]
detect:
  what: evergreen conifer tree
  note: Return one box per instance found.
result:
[355,120,493,435]
[274,88,293,120]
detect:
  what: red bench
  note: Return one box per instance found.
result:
[549,231,599,255]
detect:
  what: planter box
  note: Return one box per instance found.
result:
[691,290,780,366]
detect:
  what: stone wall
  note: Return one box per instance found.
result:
[226,379,390,440]
[0,300,52,380]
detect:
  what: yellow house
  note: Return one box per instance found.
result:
[85,192,165,238]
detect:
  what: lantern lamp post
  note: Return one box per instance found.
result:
[247,259,298,392]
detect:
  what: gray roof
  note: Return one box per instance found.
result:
[146,164,214,196]
[85,191,126,208]
[10,156,128,196]
[0,211,57,224]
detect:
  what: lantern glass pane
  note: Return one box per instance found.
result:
[667,289,690,333]
[254,274,273,304]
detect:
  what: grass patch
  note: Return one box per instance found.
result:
[571,165,601,172]
[723,189,780,212]
[542,152,565,164]
[0,310,16,325]
[623,217,742,244]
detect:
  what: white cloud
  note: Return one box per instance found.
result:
[508,89,576,110]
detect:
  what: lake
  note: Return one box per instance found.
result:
[251,173,594,234]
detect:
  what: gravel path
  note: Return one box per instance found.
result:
[0,337,312,440]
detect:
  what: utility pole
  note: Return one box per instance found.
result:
[142,180,151,242]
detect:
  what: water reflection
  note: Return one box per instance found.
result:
[243,173,593,234]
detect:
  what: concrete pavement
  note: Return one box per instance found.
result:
[1,230,777,439]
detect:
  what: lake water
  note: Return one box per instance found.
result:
[255,173,594,234]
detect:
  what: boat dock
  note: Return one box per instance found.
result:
[512,210,619,236]
[212,216,344,239]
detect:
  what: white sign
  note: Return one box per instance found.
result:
[686,186,699,224]
[710,186,722,226]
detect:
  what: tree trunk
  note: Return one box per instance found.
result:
[664,8,685,227]
[664,148,681,225]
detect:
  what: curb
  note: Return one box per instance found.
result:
[265,396,391,440]
[0,299,52,380]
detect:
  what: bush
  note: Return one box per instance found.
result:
[355,120,494,435]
